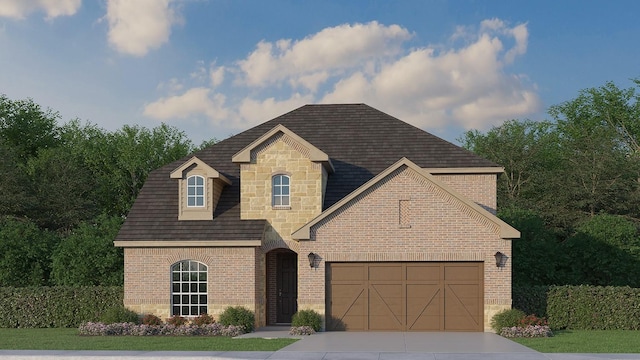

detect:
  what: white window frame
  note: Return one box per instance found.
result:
[187,175,205,207]
[272,174,290,207]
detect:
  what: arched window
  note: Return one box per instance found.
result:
[272,174,290,207]
[187,175,205,207]
[171,260,207,316]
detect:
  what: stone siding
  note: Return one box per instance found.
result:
[240,133,325,252]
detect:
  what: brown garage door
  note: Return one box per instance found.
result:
[326,262,483,331]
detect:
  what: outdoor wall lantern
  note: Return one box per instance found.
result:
[494,251,506,267]
[308,252,318,268]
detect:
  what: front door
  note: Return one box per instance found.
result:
[276,252,298,323]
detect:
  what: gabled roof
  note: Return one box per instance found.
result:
[232,124,335,172]
[170,156,232,185]
[116,104,501,243]
[292,157,520,240]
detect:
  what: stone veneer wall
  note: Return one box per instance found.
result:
[297,166,511,332]
[240,133,325,251]
[123,247,261,324]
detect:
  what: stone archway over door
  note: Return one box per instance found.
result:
[276,252,297,323]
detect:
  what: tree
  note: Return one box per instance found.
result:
[107,124,195,216]
[0,140,29,217]
[561,214,640,287]
[583,79,640,156]
[499,207,562,286]
[24,147,98,232]
[60,122,196,217]
[51,215,124,286]
[459,120,563,226]
[0,217,59,286]
[550,83,640,222]
[0,95,60,162]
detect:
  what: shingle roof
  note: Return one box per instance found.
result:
[116,104,498,242]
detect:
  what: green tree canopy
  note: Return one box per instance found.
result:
[0,217,59,286]
[562,214,640,287]
[51,215,124,286]
[0,95,60,162]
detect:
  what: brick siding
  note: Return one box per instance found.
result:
[298,166,511,331]
[123,247,262,324]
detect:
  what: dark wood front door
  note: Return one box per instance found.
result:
[276,252,298,323]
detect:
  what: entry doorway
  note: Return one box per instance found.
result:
[276,252,298,323]
[266,249,298,324]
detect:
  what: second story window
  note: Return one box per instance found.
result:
[272,174,290,207]
[187,175,205,207]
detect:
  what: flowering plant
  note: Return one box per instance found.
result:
[519,314,548,327]
[500,325,553,338]
[79,322,245,337]
[289,326,316,336]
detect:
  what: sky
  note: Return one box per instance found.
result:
[0,0,639,145]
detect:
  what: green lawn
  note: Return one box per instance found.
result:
[511,330,640,353]
[0,328,297,351]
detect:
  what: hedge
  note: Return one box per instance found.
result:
[547,285,640,330]
[513,285,640,330]
[0,286,123,328]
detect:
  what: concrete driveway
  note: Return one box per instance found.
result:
[277,331,535,353]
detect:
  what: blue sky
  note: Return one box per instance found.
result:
[1,0,638,145]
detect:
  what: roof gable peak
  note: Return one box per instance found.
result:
[292,157,519,240]
[232,124,335,172]
[170,156,231,185]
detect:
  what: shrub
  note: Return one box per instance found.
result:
[291,309,322,332]
[192,313,215,326]
[500,325,553,338]
[166,315,188,326]
[219,306,255,333]
[0,286,122,328]
[490,308,525,333]
[142,314,163,326]
[78,322,245,336]
[100,305,139,324]
[289,326,315,336]
[519,314,548,327]
[547,285,640,330]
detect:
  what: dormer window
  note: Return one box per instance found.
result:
[272,174,290,207]
[187,175,205,207]
[170,156,231,221]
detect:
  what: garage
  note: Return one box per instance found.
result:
[326,262,483,332]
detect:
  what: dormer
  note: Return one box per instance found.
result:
[232,124,334,235]
[170,156,231,221]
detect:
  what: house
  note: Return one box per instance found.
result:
[114,104,519,332]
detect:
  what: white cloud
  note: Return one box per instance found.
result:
[105,0,180,57]
[237,21,412,90]
[0,0,81,20]
[319,19,539,131]
[237,94,313,128]
[143,87,228,122]
[209,63,225,89]
[145,19,540,135]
